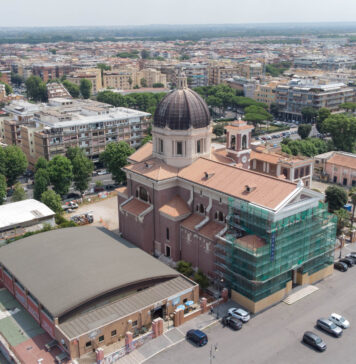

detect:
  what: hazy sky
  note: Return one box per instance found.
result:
[2,0,356,27]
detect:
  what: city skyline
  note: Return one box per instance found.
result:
[1,0,356,27]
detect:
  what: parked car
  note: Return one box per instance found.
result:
[228,308,250,322]
[329,313,350,329]
[347,252,356,260]
[302,331,327,352]
[186,329,208,346]
[316,318,343,337]
[334,262,348,272]
[339,257,354,267]
[97,169,108,175]
[222,315,242,330]
[345,254,356,264]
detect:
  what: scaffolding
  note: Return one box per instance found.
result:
[215,198,337,302]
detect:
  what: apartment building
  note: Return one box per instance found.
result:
[208,63,241,85]
[46,82,72,100]
[67,68,102,94]
[136,68,167,88]
[20,99,151,167]
[253,81,283,106]
[1,101,41,146]
[103,70,133,90]
[275,80,355,121]
[32,63,72,83]
[175,63,208,88]
[240,63,263,79]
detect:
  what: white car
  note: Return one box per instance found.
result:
[228,308,250,322]
[97,169,108,175]
[329,313,350,329]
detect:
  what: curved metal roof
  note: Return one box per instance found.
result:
[154,88,211,130]
[0,227,178,318]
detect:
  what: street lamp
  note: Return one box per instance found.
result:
[210,343,218,364]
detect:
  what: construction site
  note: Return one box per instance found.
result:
[215,198,337,312]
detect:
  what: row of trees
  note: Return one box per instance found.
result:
[97,90,166,115]
[25,76,92,102]
[281,137,333,157]
[0,146,28,205]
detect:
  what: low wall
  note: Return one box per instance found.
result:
[297,264,333,286]
[231,281,292,314]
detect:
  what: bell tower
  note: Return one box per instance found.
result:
[225,120,254,169]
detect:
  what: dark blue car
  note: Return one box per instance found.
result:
[186,329,208,346]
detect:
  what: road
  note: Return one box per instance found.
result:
[148,246,356,364]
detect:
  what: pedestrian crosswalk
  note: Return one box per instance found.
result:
[283,285,319,305]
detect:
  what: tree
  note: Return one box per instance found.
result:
[0,147,5,176]
[12,182,26,202]
[0,174,6,205]
[301,107,318,123]
[323,114,356,152]
[48,155,73,196]
[11,73,24,86]
[334,208,350,236]
[297,124,312,139]
[141,49,150,59]
[0,82,13,95]
[194,269,209,290]
[80,79,92,99]
[325,186,348,213]
[34,156,48,172]
[176,261,194,277]
[41,190,62,214]
[62,80,80,98]
[99,142,134,184]
[270,103,280,117]
[213,123,225,137]
[349,188,356,231]
[140,78,147,88]
[68,148,93,195]
[128,77,133,88]
[25,75,48,102]
[4,146,28,186]
[33,168,50,200]
[340,102,356,112]
[140,134,152,146]
[152,83,164,88]
[316,108,331,134]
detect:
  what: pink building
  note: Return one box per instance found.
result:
[117,74,334,313]
[315,151,356,188]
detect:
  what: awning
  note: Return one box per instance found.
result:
[176,305,185,310]
[185,300,194,306]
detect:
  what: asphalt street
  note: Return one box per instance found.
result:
[148,245,356,364]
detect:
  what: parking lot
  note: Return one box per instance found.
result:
[147,244,356,364]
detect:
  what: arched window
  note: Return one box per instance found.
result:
[199,204,205,214]
[230,135,236,150]
[196,204,199,212]
[242,135,247,150]
[214,212,218,220]
[139,186,149,202]
[218,211,224,222]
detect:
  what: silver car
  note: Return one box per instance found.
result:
[329,313,350,329]
[317,318,343,337]
[228,308,250,322]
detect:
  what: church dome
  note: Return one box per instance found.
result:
[153,88,211,130]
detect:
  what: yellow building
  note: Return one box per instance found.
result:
[103,71,134,90]
[254,81,280,106]
[67,68,102,94]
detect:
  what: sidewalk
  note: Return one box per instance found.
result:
[116,300,238,364]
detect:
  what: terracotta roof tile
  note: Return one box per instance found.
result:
[181,214,205,231]
[116,186,128,197]
[236,234,266,251]
[179,158,297,210]
[122,198,150,216]
[199,221,225,240]
[327,152,356,170]
[125,158,179,181]
[128,142,153,163]
[159,195,191,217]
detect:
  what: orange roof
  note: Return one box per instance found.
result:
[124,158,179,181]
[159,195,191,218]
[210,149,234,164]
[181,214,205,231]
[327,152,356,170]
[179,158,297,210]
[116,186,128,197]
[250,150,280,164]
[128,142,153,163]
[236,234,266,251]
[122,198,150,216]
[225,120,254,132]
[199,220,225,240]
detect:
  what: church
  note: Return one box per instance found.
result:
[117,74,336,313]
